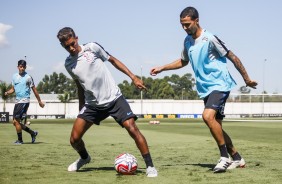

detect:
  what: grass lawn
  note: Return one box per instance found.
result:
[0,118,282,184]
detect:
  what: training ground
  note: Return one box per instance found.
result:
[0,118,282,184]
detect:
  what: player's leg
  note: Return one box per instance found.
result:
[67,117,93,171]
[12,104,24,144]
[111,96,157,177]
[222,129,246,169]
[13,118,23,144]
[122,119,157,177]
[17,103,38,143]
[202,91,231,173]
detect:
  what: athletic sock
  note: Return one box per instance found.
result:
[218,144,229,158]
[17,132,23,142]
[78,149,89,159]
[142,153,154,168]
[231,152,242,161]
[22,126,35,135]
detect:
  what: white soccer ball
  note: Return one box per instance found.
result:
[26,121,31,125]
[114,153,138,175]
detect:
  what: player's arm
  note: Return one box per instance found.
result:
[150,59,188,76]
[108,55,147,90]
[4,86,15,96]
[226,50,257,88]
[31,86,45,108]
[74,79,85,111]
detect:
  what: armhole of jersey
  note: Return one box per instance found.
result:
[213,35,229,57]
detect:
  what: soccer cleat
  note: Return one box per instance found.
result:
[213,157,231,173]
[227,158,246,170]
[31,131,38,143]
[146,166,158,177]
[14,140,23,145]
[67,155,91,172]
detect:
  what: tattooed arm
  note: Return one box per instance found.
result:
[226,51,258,89]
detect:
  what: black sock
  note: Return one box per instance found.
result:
[22,126,35,135]
[142,153,154,168]
[78,149,89,159]
[231,152,242,161]
[218,144,229,158]
[17,132,23,142]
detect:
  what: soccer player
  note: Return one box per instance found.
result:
[150,7,257,173]
[5,60,45,144]
[57,27,158,177]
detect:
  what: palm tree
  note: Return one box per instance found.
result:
[0,81,12,112]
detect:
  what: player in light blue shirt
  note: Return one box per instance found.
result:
[150,7,257,173]
[5,60,45,144]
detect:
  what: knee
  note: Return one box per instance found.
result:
[126,123,140,137]
[202,113,213,124]
[70,134,81,145]
[13,119,19,126]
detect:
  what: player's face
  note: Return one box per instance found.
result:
[17,65,26,75]
[180,16,199,38]
[61,37,80,56]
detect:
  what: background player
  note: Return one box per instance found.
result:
[5,60,45,144]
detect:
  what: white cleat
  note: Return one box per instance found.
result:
[227,158,246,170]
[67,155,91,171]
[213,157,231,173]
[146,166,158,177]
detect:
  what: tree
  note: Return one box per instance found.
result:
[37,72,78,99]
[117,73,198,99]
[0,81,14,112]
[58,92,70,115]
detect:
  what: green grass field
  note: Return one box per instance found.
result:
[1,118,282,184]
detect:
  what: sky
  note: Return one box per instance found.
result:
[0,0,281,94]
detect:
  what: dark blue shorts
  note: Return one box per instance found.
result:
[77,95,137,127]
[13,103,29,120]
[203,91,230,120]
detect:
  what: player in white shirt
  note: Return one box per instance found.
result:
[57,27,157,177]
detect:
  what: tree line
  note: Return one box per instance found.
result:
[35,72,199,100]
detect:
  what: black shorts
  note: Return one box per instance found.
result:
[77,95,137,127]
[203,91,230,120]
[13,103,29,120]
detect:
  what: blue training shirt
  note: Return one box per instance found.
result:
[181,29,236,98]
[12,72,35,103]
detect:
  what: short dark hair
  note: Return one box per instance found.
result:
[57,27,76,42]
[18,60,26,67]
[180,7,199,20]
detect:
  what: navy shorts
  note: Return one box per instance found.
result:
[77,95,137,127]
[13,103,29,120]
[203,91,230,120]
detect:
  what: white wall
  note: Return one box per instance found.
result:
[1,100,281,118]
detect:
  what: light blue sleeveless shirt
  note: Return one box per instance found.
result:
[181,29,236,98]
[12,72,35,103]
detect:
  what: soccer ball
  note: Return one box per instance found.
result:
[26,121,31,125]
[114,153,138,175]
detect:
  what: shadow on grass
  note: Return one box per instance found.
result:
[78,167,145,174]
[163,163,215,170]
[21,142,45,144]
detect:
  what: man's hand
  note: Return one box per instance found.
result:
[246,80,258,89]
[39,101,45,108]
[150,67,162,76]
[132,76,147,91]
